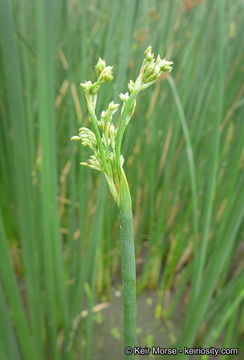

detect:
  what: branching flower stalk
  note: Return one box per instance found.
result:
[71,46,173,356]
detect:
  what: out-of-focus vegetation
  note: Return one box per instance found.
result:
[0,0,244,359]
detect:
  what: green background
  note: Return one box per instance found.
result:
[0,0,244,359]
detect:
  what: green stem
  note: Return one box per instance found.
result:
[119,170,136,357]
[115,92,137,176]
[115,71,144,176]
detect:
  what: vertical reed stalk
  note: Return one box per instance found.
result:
[119,170,136,355]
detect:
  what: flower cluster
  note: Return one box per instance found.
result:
[71,127,102,171]
[99,101,119,149]
[128,46,173,93]
[80,58,113,108]
[71,46,173,206]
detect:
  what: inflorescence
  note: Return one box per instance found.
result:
[71,46,173,206]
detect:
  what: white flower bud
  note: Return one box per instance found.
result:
[95,57,106,77]
[156,54,161,64]
[108,101,119,112]
[80,161,101,172]
[119,92,129,102]
[101,110,106,121]
[159,59,173,72]
[144,46,154,62]
[71,136,81,141]
[80,80,92,91]
[128,80,135,93]
[99,66,113,83]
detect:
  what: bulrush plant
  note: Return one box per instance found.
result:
[72,46,173,357]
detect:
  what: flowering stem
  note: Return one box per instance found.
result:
[71,46,173,356]
[119,169,136,357]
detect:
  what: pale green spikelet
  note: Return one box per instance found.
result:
[95,57,106,78]
[71,135,81,141]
